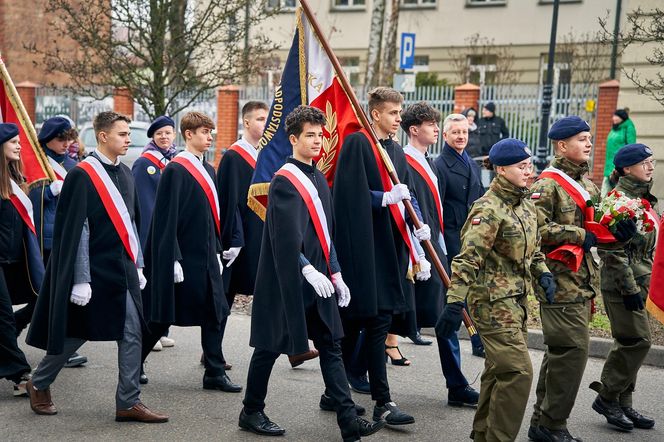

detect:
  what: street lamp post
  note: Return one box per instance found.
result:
[535,0,560,172]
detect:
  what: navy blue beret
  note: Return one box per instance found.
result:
[0,123,19,145]
[548,116,591,140]
[148,115,175,138]
[38,116,72,144]
[489,138,532,166]
[614,143,653,169]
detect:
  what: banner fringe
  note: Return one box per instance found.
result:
[247,182,270,221]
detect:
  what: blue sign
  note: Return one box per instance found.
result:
[399,33,416,70]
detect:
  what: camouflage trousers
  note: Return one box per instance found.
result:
[471,328,533,442]
[530,302,590,430]
[593,288,651,407]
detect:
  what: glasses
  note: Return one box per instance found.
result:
[514,163,534,173]
[641,159,657,170]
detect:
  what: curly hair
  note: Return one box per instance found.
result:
[400,102,442,134]
[285,105,325,138]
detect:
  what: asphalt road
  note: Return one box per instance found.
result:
[2,312,663,441]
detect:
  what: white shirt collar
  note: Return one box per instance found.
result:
[95,149,121,166]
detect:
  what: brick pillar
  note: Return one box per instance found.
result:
[591,80,620,185]
[454,83,480,114]
[16,81,39,123]
[215,85,240,167]
[113,87,134,119]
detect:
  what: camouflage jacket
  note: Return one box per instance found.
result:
[598,175,658,296]
[447,175,549,332]
[530,156,600,303]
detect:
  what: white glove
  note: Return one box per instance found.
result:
[382,184,411,206]
[70,282,92,306]
[174,261,184,283]
[302,264,334,298]
[414,224,431,241]
[217,254,224,276]
[331,272,351,307]
[137,267,147,290]
[415,255,431,281]
[49,180,64,196]
[223,247,242,267]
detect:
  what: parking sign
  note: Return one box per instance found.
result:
[400,33,416,70]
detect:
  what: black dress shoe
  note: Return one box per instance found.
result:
[203,373,242,392]
[408,332,432,346]
[342,416,386,441]
[592,395,633,430]
[448,385,479,408]
[622,406,655,429]
[348,373,371,395]
[319,394,365,416]
[238,409,285,436]
[64,353,88,368]
[535,426,583,442]
[528,425,541,440]
[373,402,414,425]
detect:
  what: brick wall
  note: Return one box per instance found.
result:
[453,83,480,114]
[215,86,239,167]
[113,87,134,119]
[591,80,620,185]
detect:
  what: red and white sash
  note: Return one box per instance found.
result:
[360,130,418,266]
[47,157,68,180]
[172,151,221,235]
[275,162,331,269]
[404,145,444,233]
[228,138,258,169]
[78,156,139,263]
[538,167,593,219]
[141,150,168,170]
[9,180,36,235]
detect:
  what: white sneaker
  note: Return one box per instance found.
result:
[159,337,175,347]
[152,340,163,351]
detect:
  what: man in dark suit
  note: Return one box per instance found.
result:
[433,113,486,357]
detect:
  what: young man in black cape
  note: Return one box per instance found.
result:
[333,87,431,426]
[26,111,167,423]
[140,111,241,393]
[400,102,480,408]
[239,105,384,442]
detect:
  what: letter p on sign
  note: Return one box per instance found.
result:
[400,33,416,70]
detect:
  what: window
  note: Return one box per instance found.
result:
[338,56,360,86]
[468,54,497,86]
[401,0,437,8]
[412,55,430,73]
[539,52,572,86]
[332,0,366,10]
[266,0,296,11]
[539,0,581,4]
[466,0,506,6]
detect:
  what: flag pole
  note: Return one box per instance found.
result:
[298,0,476,335]
[0,54,54,181]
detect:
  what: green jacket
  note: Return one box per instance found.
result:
[598,175,658,296]
[447,175,549,332]
[530,156,600,303]
[604,119,637,177]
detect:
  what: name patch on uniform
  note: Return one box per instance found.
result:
[471,217,481,225]
[531,192,541,199]
[147,166,157,175]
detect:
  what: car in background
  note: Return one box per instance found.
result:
[81,121,151,168]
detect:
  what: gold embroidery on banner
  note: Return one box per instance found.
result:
[317,101,338,176]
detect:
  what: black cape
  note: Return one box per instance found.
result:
[144,159,228,326]
[332,132,415,331]
[27,158,143,355]
[250,159,343,355]
[216,149,263,295]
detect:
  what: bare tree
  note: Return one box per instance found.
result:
[449,33,521,86]
[379,0,400,86]
[559,31,612,86]
[364,0,386,91]
[26,0,278,119]
[600,7,664,107]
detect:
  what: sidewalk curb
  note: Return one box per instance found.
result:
[422,327,664,368]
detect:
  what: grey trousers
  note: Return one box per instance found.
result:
[32,292,142,409]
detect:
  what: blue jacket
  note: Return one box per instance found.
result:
[433,143,484,260]
[29,148,78,253]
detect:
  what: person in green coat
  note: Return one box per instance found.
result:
[603,109,637,195]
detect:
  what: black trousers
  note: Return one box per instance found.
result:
[341,311,393,405]
[243,307,357,430]
[0,264,31,383]
[218,288,237,364]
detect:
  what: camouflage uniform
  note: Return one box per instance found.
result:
[529,156,600,431]
[591,175,655,407]
[447,175,549,442]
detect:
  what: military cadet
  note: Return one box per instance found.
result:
[589,143,656,431]
[438,138,553,442]
[527,116,637,442]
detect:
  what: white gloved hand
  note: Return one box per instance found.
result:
[174,261,184,283]
[49,180,64,196]
[137,267,147,290]
[414,224,431,241]
[70,282,92,306]
[382,183,411,206]
[222,247,242,267]
[415,256,432,281]
[331,272,351,307]
[302,264,334,298]
[217,254,224,276]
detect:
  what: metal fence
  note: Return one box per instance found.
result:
[35,88,113,129]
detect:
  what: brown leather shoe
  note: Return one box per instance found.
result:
[116,402,169,423]
[289,349,319,368]
[26,380,57,415]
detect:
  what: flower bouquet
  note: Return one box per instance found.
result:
[593,190,655,237]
